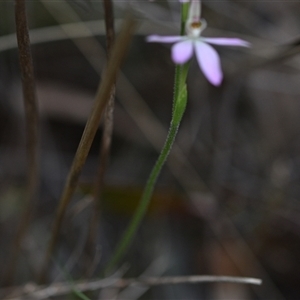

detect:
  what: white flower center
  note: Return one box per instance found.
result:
[186,19,207,38]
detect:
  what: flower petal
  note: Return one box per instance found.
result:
[202,38,251,47]
[195,41,222,86]
[171,40,193,64]
[146,35,183,43]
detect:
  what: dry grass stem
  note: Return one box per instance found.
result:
[2,275,262,299]
[38,15,136,283]
[86,0,116,276]
[3,0,39,286]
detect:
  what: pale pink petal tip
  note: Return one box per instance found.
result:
[205,66,223,86]
[210,73,223,86]
[171,40,193,64]
[203,37,251,47]
[146,35,183,43]
[179,0,190,2]
[195,41,223,86]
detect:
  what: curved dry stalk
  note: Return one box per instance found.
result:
[86,0,116,276]
[3,0,39,286]
[37,15,136,284]
[2,275,262,300]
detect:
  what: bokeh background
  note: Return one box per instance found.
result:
[0,0,300,299]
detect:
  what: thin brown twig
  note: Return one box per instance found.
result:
[103,0,115,55]
[3,0,39,286]
[86,0,116,276]
[2,275,262,300]
[37,15,136,284]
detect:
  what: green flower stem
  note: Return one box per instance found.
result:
[104,64,188,275]
[181,2,189,34]
[104,2,190,275]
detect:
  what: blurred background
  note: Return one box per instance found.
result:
[0,0,300,299]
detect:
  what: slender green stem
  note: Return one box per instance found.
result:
[105,120,181,274]
[105,71,187,274]
[104,3,189,274]
[104,2,190,275]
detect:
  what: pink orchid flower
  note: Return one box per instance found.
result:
[147,0,250,86]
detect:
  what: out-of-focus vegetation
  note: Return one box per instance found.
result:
[1,0,300,299]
